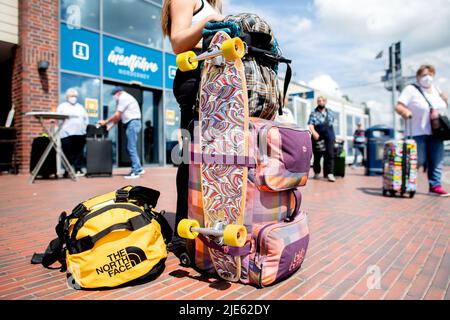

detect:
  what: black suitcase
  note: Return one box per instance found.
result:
[324,141,346,178]
[30,136,57,178]
[86,139,113,177]
[86,124,108,139]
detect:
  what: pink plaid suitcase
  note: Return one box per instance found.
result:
[186,118,312,287]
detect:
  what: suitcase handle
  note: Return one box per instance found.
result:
[405,116,412,140]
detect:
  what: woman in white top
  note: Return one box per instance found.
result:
[396,65,449,197]
[160,0,224,247]
[57,88,89,177]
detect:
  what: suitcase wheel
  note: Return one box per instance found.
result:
[179,252,192,267]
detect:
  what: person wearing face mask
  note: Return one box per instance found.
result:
[308,96,337,182]
[57,88,89,177]
[396,64,449,197]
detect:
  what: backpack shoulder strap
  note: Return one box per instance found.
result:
[31,212,68,271]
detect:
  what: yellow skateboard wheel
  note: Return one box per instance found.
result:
[177,219,200,240]
[223,224,247,247]
[176,51,198,72]
[221,38,245,60]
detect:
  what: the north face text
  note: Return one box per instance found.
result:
[96,247,146,277]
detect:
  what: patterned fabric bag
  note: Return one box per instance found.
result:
[203,13,292,120]
[188,119,312,287]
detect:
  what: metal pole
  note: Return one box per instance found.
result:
[391,44,398,138]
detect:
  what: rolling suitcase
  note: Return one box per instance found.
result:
[334,141,346,177]
[86,139,113,177]
[324,140,346,178]
[382,121,417,198]
[30,135,57,178]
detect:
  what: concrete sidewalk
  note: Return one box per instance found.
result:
[0,167,448,300]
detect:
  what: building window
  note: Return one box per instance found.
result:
[346,114,354,137]
[164,91,180,164]
[60,0,100,31]
[333,111,341,137]
[60,73,101,124]
[103,0,163,49]
[347,139,354,157]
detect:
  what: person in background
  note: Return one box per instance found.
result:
[395,64,449,197]
[57,88,89,177]
[308,96,337,182]
[161,0,225,251]
[144,120,154,163]
[98,87,144,180]
[352,122,366,167]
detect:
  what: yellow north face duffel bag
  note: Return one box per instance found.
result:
[31,186,172,289]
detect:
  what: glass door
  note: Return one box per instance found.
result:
[142,90,160,165]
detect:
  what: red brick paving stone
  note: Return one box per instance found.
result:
[384,279,411,300]
[200,283,243,300]
[424,287,446,300]
[342,293,362,300]
[302,286,329,300]
[1,167,449,300]
[362,289,386,300]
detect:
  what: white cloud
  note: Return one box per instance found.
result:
[314,0,450,54]
[308,74,343,96]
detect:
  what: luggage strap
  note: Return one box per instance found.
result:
[197,234,252,257]
[68,214,152,254]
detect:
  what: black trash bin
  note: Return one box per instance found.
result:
[365,125,395,176]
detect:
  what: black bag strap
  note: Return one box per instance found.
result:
[31,212,68,271]
[152,210,173,245]
[412,84,434,109]
[69,214,152,254]
[116,186,160,209]
[245,45,292,116]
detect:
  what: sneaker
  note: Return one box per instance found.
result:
[138,169,146,175]
[76,171,85,177]
[124,172,141,179]
[429,186,450,197]
[327,174,336,182]
[313,173,321,180]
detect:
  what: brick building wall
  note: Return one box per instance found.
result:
[12,0,59,173]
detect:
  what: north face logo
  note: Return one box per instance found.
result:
[126,246,147,266]
[96,247,147,278]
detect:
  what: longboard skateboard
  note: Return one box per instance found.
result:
[176,31,248,282]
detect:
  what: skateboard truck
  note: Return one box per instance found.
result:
[178,219,247,247]
[176,37,247,72]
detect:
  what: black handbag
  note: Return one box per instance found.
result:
[313,139,326,153]
[413,84,450,141]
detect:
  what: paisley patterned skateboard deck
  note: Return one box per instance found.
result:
[199,31,249,282]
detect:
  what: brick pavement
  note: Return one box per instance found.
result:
[0,166,449,300]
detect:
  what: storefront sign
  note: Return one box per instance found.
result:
[165,53,177,89]
[166,109,176,126]
[60,23,100,76]
[85,98,99,118]
[103,36,163,88]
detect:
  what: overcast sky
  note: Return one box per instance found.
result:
[223,0,450,126]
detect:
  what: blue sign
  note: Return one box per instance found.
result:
[60,23,100,76]
[290,91,314,100]
[103,36,163,88]
[165,53,177,89]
